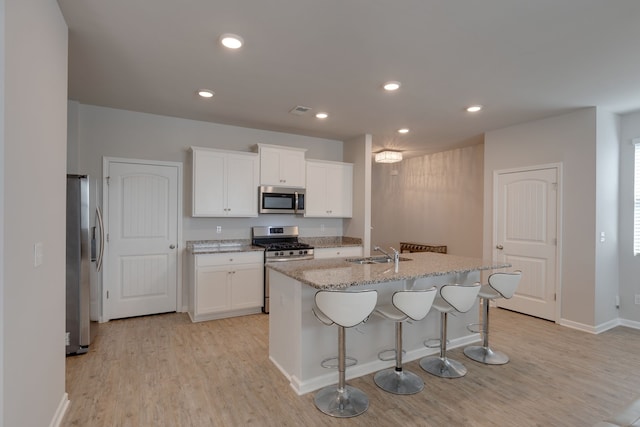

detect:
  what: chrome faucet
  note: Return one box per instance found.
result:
[374,246,400,272]
[374,245,392,259]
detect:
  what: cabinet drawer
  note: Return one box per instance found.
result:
[196,251,263,267]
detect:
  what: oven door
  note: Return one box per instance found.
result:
[259,186,305,214]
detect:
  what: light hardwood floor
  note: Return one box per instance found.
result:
[63,309,640,426]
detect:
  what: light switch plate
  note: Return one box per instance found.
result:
[34,242,43,267]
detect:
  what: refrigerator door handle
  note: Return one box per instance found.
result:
[96,206,105,272]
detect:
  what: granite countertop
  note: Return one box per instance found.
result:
[187,240,264,254]
[299,236,362,248]
[267,252,511,289]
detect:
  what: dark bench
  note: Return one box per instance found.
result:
[399,242,447,254]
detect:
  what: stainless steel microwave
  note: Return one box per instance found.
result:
[259,186,305,214]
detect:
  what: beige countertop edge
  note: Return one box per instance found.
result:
[189,245,264,254]
[311,242,363,248]
[299,236,363,248]
[267,253,511,290]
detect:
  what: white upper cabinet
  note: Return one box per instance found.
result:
[257,144,307,187]
[191,147,259,217]
[305,160,353,218]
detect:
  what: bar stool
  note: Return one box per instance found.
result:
[464,271,522,365]
[312,289,378,418]
[419,283,481,379]
[373,287,437,394]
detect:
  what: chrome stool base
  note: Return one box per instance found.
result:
[314,385,369,418]
[464,345,509,365]
[420,356,467,379]
[374,368,424,395]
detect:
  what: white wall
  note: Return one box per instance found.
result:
[619,110,640,323]
[371,144,484,257]
[484,108,598,327]
[2,1,68,426]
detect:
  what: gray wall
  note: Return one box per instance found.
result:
[371,144,484,258]
[70,103,348,242]
[595,110,620,326]
[2,0,68,425]
[484,108,600,327]
[344,134,372,256]
[619,110,640,324]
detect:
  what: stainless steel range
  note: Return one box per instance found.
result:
[252,225,314,313]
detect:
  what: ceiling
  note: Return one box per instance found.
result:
[58,0,640,158]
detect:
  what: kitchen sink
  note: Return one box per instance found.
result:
[346,256,412,264]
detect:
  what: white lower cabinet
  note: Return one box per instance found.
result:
[189,251,264,322]
[313,246,363,259]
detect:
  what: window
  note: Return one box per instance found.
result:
[634,140,640,255]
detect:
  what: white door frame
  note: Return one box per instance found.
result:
[492,162,563,323]
[102,157,183,322]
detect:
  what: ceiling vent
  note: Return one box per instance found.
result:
[289,105,312,116]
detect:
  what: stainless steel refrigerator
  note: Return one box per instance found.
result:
[66,174,101,355]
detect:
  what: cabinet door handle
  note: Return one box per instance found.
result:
[496,245,504,250]
[169,244,176,249]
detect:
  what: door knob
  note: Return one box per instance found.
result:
[169,244,176,249]
[496,245,504,250]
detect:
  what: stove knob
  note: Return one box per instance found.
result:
[289,251,294,255]
[303,250,308,254]
[299,250,303,255]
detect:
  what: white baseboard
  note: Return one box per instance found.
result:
[49,392,69,427]
[559,317,629,334]
[619,318,640,330]
[560,317,618,334]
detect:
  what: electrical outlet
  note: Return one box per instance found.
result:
[65,332,70,346]
[635,294,640,305]
[216,226,222,234]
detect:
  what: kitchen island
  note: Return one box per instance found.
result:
[266,252,510,395]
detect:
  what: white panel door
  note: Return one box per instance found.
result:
[494,167,558,321]
[106,161,179,319]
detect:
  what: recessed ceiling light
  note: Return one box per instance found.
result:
[220,33,244,49]
[315,112,328,119]
[466,105,483,113]
[398,128,409,134]
[383,81,401,91]
[198,89,214,98]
